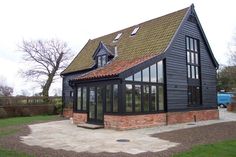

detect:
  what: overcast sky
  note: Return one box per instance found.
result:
[0,0,236,96]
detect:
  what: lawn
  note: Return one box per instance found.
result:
[0,115,59,128]
[174,140,236,157]
[0,148,33,157]
[0,115,60,157]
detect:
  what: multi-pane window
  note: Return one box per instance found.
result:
[113,84,118,112]
[77,84,118,113]
[134,85,141,112]
[97,55,107,67]
[106,85,111,112]
[186,36,201,106]
[188,86,201,105]
[105,84,118,113]
[125,60,165,113]
[125,84,133,112]
[77,87,87,111]
[143,85,149,112]
[77,88,81,110]
[186,37,199,79]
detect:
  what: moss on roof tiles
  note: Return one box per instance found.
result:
[62,7,189,74]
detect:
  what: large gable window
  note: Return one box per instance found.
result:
[186,36,201,106]
[186,37,199,79]
[124,60,165,113]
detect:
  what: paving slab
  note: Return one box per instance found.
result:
[20,108,236,154]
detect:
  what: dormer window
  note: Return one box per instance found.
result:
[97,55,107,67]
[113,33,122,42]
[131,26,139,36]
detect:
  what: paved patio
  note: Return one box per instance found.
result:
[20,108,236,154]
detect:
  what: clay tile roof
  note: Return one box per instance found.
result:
[61,7,189,76]
[74,55,156,81]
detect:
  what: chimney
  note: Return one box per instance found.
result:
[114,46,118,57]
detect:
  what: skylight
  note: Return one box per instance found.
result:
[113,33,122,41]
[131,27,139,36]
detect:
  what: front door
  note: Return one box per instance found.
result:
[88,86,104,124]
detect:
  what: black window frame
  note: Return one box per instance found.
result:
[186,36,200,80]
[97,54,107,68]
[103,84,119,114]
[186,36,202,106]
[124,60,165,113]
[76,86,88,112]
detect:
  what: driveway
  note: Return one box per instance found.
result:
[20,108,236,155]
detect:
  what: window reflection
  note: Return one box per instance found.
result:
[150,64,157,82]
[150,86,157,111]
[134,85,141,112]
[134,71,141,81]
[126,84,133,112]
[159,86,164,111]
[143,85,149,112]
[106,85,111,112]
[158,61,163,83]
[82,87,87,110]
[77,87,81,110]
[113,84,118,112]
[142,67,149,82]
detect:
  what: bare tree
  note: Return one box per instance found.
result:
[19,39,71,98]
[0,86,13,96]
[0,75,13,96]
[228,33,236,65]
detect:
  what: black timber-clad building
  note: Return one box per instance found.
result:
[61,4,219,130]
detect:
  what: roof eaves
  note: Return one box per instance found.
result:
[61,39,92,75]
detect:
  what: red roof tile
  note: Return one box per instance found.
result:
[74,54,156,81]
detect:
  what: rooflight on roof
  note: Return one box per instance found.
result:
[114,33,122,41]
[131,27,139,36]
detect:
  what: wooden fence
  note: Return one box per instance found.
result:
[0,96,61,106]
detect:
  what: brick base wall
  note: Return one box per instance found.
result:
[167,109,219,124]
[62,108,73,118]
[73,112,87,124]
[104,113,166,130]
[104,109,219,130]
[68,109,219,130]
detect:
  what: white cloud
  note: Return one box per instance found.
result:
[0,0,236,95]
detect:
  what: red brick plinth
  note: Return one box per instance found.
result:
[104,113,166,130]
[73,112,87,124]
[167,109,219,124]
[104,109,219,130]
[62,108,73,118]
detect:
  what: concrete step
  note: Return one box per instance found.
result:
[77,123,104,129]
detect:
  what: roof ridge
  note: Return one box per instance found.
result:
[91,6,190,41]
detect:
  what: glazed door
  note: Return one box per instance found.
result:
[88,86,104,124]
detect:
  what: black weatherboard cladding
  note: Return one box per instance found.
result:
[166,10,217,111]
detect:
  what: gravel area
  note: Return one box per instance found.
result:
[1,121,236,157]
[152,121,236,157]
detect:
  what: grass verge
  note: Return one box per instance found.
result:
[0,115,61,157]
[0,115,59,128]
[0,148,33,157]
[173,140,236,157]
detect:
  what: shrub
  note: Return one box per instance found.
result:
[54,103,62,114]
[0,108,8,118]
[47,105,56,115]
